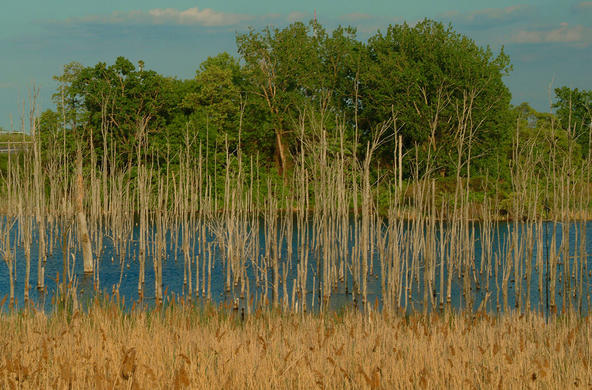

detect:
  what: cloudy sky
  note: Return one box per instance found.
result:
[1,0,591,130]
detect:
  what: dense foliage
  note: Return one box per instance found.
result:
[38,18,575,188]
[553,87,592,157]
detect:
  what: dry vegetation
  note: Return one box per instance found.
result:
[0,301,590,389]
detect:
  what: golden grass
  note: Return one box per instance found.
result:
[0,302,590,389]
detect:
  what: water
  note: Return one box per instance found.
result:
[0,219,591,315]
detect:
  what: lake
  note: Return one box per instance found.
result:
[0,218,590,315]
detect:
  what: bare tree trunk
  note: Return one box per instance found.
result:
[76,147,94,274]
[29,89,46,291]
[275,128,287,177]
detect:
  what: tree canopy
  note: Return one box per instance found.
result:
[553,86,592,157]
[40,19,538,187]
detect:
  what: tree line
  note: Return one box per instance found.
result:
[36,19,591,190]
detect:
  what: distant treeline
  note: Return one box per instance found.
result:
[37,19,591,186]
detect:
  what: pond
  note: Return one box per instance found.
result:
[0,218,590,315]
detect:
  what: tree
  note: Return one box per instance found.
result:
[361,19,513,177]
[65,58,175,168]
[183,54,243,152]
[237,22,326,175]
[553,86,592,157]
[38,109,77,163]
[53,62,85,133]
[513,102,578,174]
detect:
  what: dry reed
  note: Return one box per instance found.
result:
[0,301,590,389]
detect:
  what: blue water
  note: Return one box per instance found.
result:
[0,219,590,315]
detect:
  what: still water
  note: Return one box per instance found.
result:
[0,219,590,315]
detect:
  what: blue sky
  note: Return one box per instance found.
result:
[1,1,591,130]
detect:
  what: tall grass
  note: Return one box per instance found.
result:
[0,299,590,388]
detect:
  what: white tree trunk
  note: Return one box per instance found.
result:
[77,149,93,274]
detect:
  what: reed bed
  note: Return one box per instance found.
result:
[0,300,590,389]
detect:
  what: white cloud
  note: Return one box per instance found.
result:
[147,7,251,26]
[511,23,592,44]
[60,7,252,27]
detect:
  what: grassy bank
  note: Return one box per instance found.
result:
[0,301,590,389]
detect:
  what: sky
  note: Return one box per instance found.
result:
[1,0,591,130]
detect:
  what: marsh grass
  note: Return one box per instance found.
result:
[0,298,590,389]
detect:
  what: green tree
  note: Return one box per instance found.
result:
[183,53,242,150]
[38,109,76,162]
[53,62,85,133]
[553,86,592,157]
[361,19,513,177]
[68,57,172,166]
[513,102,577,171]
[237,21,327,175]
